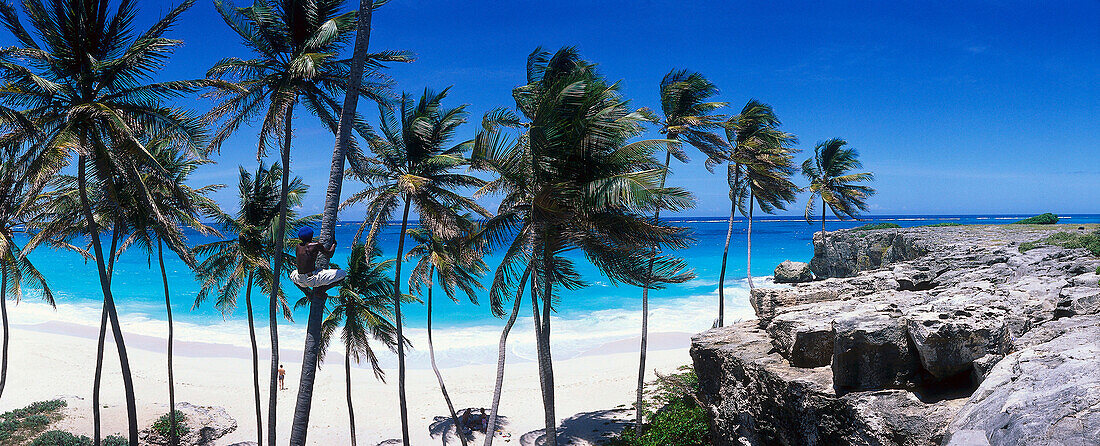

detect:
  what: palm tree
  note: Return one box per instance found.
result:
[484,48,696,446]
[193,162,311,446]
[407,223,487,446]
[318,241,403,446]
[802,138,875,251]
[469,108,533,446]
[203,3,409,443]
[133,139,220,446]
[635,70,727,432]
[0,143,56,400]
[343,87,487,444]
[0,2,206,443]
[725,100,799,290]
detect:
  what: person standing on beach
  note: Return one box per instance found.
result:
[278,365,286,390]
[290,227,346,294]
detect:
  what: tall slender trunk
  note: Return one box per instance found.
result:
[94,224,121,445]
[484,267,530,446]
[245,272,263,446]
[318,0,374,263]
[0,269,7,399]
[636,149,673,433]
[717,199,735,328]
[747,192,754,290]
[78,155,139,446]
[268,102,295,446]
[345,344,357,446]
[533,239,557,446]
[821,199,826,258]
[93,305,108,446]
[158,241,178,446]
[289,289,325,446]
[426,267,468,446]
[394,199,412,445]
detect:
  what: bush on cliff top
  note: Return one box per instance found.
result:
[603,366,710,446]
[853,222,901,231]
[1012,213,1058,224]
[922,222,962,227]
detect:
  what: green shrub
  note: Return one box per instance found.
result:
[30,430,128,446]
[0,399,67,443]
[1012,213,1058,225]
[30,430,91,446]
[853,222,901,231]
[602,366,710,446]
[923,222,962,227]
[103,435,128,446]
[152,410,189,438]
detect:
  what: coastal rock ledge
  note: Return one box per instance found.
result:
[691,224,1100,446]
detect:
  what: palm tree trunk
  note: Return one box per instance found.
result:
[78,155,139,446]
[94,224,121,445]
[93,305,108,446]
[821,199,826,259]
[317,0,374,263]
[747,193,754,290]
[289,288,326,446]
[636,149,672,433]
[717,199,735,328]
[483,267,530,446]
[345,344,357,446]
[245,272,263,446]
[0,269,7,399]
[427,267,468,446]
[268,101,295,446]
[534,240,558,446]
[394,198,412,445]
[158,240,178,446]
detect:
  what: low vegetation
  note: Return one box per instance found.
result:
[923,222,962,227]
[1012,213,1059,225]
[604,366,710,446]
[0,399,67,444]
[853,222,901,231]
[29,430,126,446]
[152,410,189,438]
[1019,230,1100,255]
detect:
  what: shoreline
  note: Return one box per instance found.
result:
[1,307,700,445]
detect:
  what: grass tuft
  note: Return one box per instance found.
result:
[1019,230,1100,255]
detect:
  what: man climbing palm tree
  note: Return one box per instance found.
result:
[291,227,345,295]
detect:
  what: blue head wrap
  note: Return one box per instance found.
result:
[298,226,314,240]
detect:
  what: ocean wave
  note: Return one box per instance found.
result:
[6,279,768,370]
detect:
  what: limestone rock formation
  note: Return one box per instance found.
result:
[773,260,813,283]
[693,224,1100,446]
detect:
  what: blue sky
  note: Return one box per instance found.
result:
[9,0,1100,218]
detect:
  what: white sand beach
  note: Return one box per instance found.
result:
[0,315,695,445]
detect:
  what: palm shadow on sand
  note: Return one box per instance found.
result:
[519,408,632,446]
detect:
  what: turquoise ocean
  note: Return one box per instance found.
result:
[9,214,1100,368]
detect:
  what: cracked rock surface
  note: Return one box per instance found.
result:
[691,224,1100,446]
